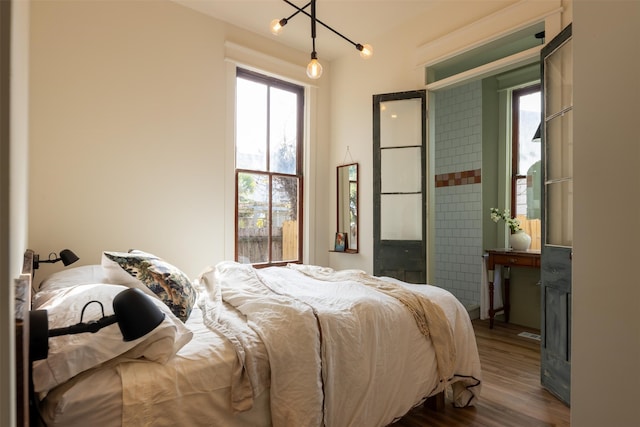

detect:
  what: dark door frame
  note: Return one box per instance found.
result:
[373,90,427,283]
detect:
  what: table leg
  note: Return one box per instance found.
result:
[504,266,511,323]
[488,269,495,329]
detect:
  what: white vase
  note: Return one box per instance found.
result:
[509,230,531,251]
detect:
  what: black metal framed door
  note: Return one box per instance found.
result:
[540,23,573,406]
[373,90,427,283]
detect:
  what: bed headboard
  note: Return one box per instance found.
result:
[15,249,34,427]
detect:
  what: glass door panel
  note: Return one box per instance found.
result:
[544,36,574,248]
[544,39,573,116]
[381,147,422,193]
[380,98,422,148]
[546,180,573,247]
[546,110,574,181]
[380,194,422,240]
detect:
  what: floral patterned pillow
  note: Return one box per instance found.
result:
[102,250,196,322]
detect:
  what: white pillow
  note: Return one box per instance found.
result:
[37,265,107,293]
[32,284,193,394]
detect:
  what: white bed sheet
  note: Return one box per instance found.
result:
[39,303,272,427]
[39,264,482,427]
[190,263,481,427]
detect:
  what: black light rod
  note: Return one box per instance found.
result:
[48,315,118,337]
[284,1,311,21]
[282,0,360,48]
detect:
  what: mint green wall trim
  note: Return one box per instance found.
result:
[482,77,500,250]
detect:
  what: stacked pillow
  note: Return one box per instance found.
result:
[32,249,198,394]
[102,250,197,323]
[32,283,193,394]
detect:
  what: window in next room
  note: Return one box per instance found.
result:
[235,68,304,266]
[511,84,542,250]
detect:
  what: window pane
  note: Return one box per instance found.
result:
[236,78,267,171]
[270,87,298,174]
[271,176,299,262]
[237,173,269,264]
[515,176,527,216]
[513,86,542,249]
[235,69,303,266]
[526,160,542,218]
[518,91,541,175]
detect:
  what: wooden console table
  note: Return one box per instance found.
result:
[485,249,540,329]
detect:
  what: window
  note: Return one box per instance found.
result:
[235,68,304,265]
[511,84,541,249]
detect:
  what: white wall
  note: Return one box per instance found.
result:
[28,0,331,278]
[329,2,508,272]
[572,1,639,425]
[2,1,30,424]
[327,0,566,274]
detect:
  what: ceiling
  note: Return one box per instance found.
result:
[172,0,439,60]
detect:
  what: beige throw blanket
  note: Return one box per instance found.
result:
[288,264,456,384]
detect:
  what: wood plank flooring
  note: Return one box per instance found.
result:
[391,320,570,426]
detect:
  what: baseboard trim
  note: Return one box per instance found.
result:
[466,303,480,320]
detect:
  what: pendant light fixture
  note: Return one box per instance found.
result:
[270,0,373,79]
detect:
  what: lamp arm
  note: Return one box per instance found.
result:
[284,0,310,21]
[33,254,59,270]
[316,19,358,47]
[48,314,118,337]
[282,0,360,48]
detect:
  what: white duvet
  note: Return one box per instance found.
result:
[194,262,482,427]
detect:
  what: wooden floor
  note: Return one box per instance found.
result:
[392,319,570,427]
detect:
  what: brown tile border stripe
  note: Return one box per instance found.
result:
[435,169,481,188]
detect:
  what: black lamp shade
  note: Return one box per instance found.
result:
[59,249,79,266]
[30,310,50,362]
[113,288,165,341]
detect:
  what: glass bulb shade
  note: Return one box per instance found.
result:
[306,58,323,79]
[270,18,284,35]
[359,44,373,59]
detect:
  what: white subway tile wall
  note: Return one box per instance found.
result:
[433,81,483,308]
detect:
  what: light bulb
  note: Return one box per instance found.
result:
[306,58,323,79]
[359,43,373,59]
[270,18,286,36]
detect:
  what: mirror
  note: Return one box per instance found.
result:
[337,163,358,253]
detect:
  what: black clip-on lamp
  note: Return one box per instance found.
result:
[29,248,164,361]
[30,287,165,361]
[25,248,165,427]
[33,249,80,270]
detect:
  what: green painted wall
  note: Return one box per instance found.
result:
[483,63,542,330]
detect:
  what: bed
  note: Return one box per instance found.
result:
[17,249,482,426]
